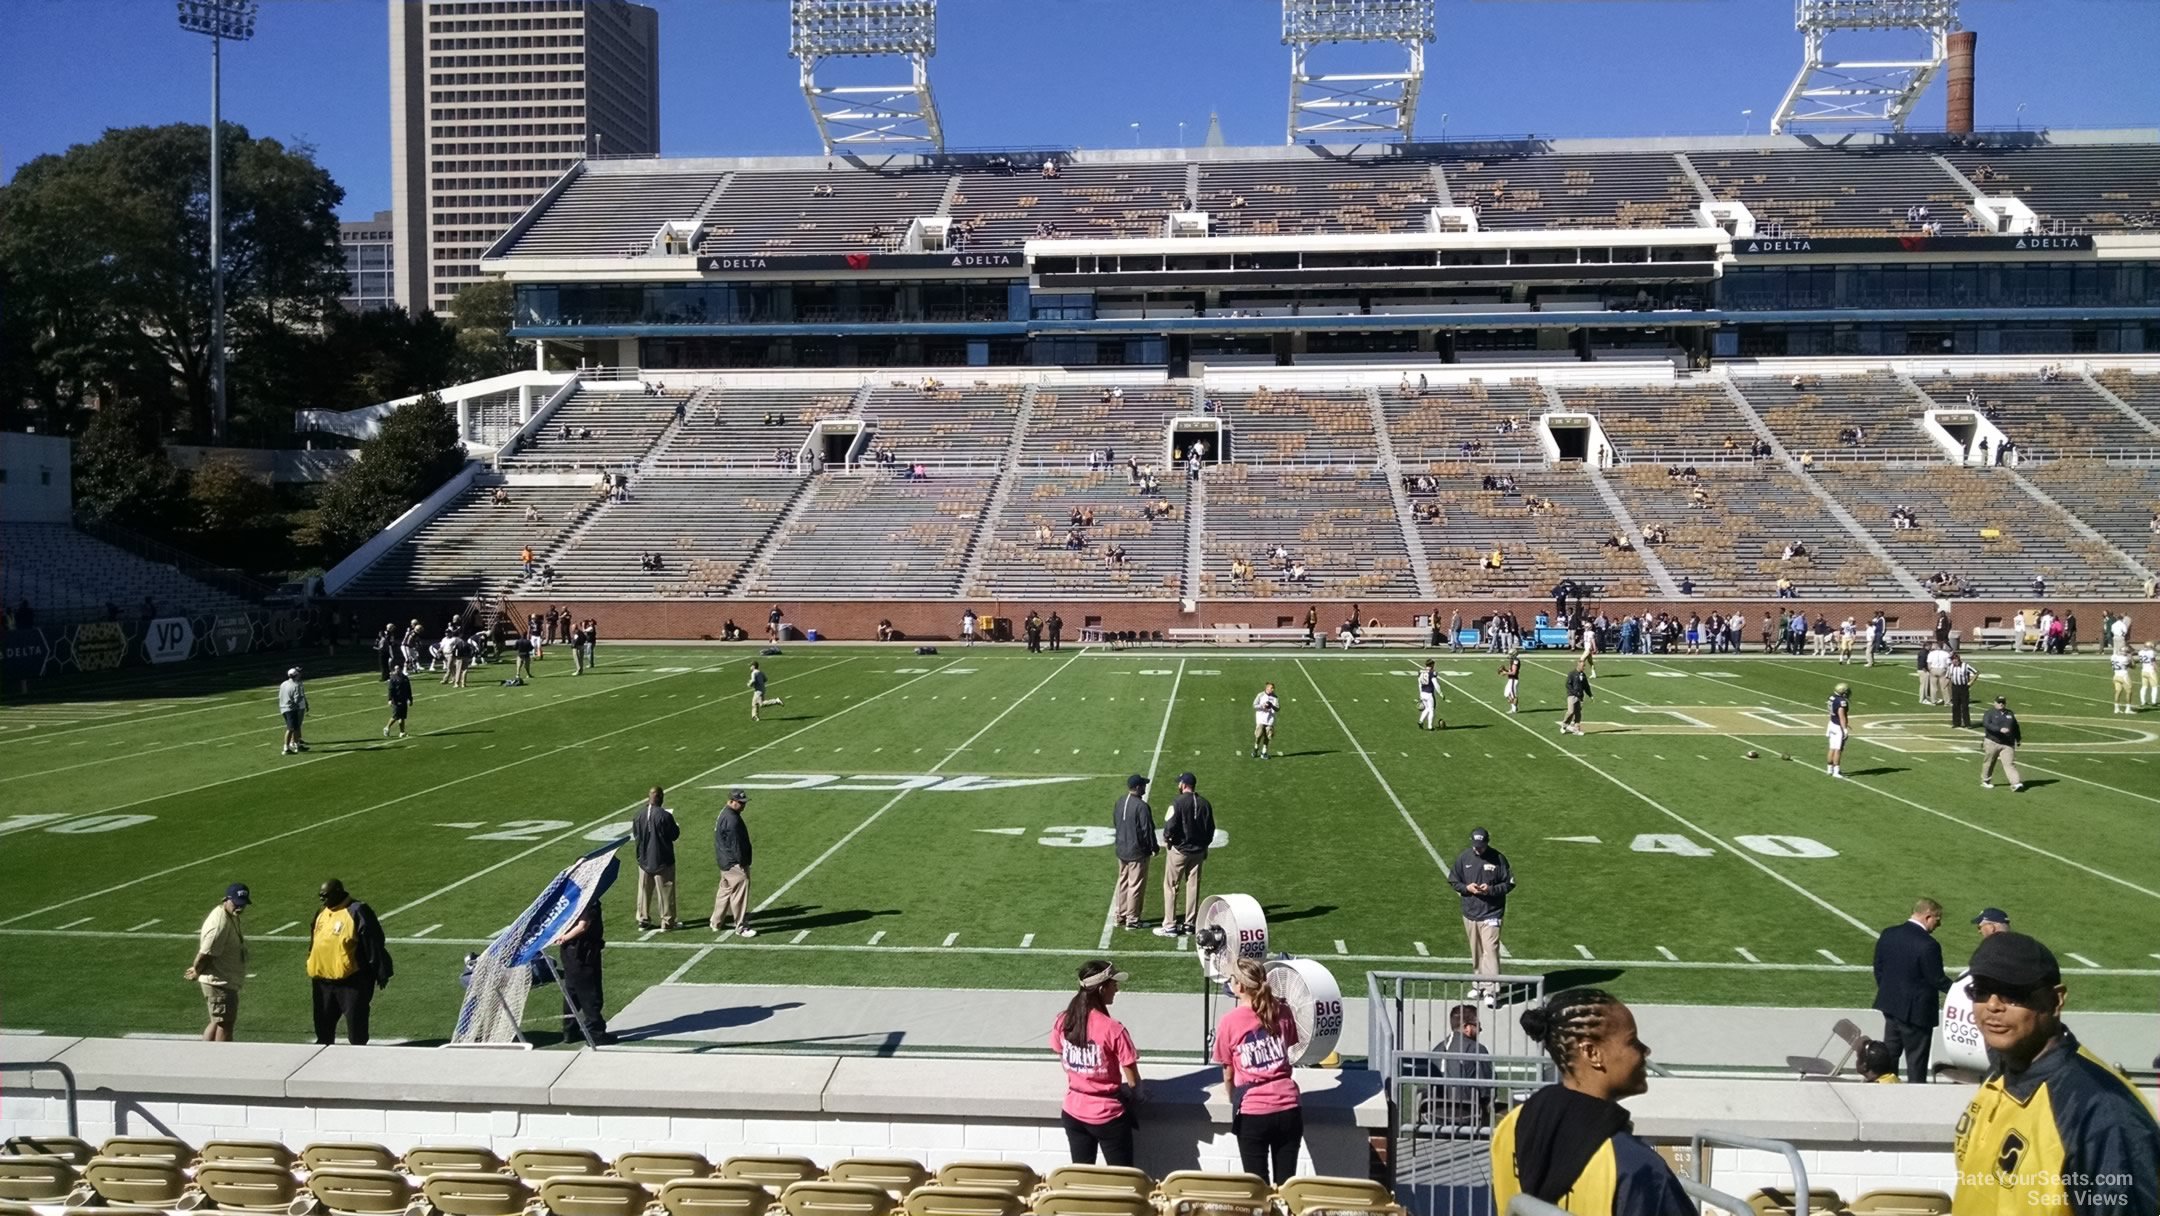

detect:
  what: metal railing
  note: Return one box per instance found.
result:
[1691,1131,1812,1216]
[0,1060,80,1135]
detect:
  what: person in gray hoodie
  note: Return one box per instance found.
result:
[631,786,680,930]
[1110,775,1158,931]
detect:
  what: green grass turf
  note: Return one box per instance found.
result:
[3,641,2156,1045]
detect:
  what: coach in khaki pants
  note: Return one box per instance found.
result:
[1447,828,1514,1006]
[711,788,757,938]
[1156,772,1214,938]
[1110,775,1157,931]
[631,786,680,930]
[1980,696,2026,792]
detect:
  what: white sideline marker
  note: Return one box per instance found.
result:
[125,918,160,933]
[1656,946,1678,961]
[1817,949,1846,965]
[1497,943,1512,959]
[54,917,92,930]
[791,930,810,945]
[1412,941,1429,957]
[2067,952,2102,969]
[412,924,442,938]
[1333,940,1348,955]
[868,931,886,946]
[942,933,960,947]
[1574,944,1594,960]
[1735,947,1761,963]
[1020,933,1036,949]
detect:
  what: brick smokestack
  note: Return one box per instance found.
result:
[1947,30,1977,134]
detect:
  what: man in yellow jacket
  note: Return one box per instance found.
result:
[1951,931,2158,1215]
[307,878,394,1045]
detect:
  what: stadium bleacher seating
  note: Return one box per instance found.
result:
[1915,373,2160,459]
[2092,370,2160,430]
[1555,383,1748,462]
[1419,467,1653,598]
[505,172,725,258]
[977,473,1187,600]
[1381,381,1547,465]
[946,165,1189,248]
[1,524,256,625]
[500,389,690,472]
[1208,388,1377,464]
[1195,160,1435,237]
[1811,465,2135,596]
[340,484,599,600]
[747,474,997,598]
[651,388,861,470]
[863,384,1026,467]
[1017,385,1188,467]
[1735,374,1943,461]
[1613,464,1906,597]
[1689,149,1968,237]
[1438,151,1701,229]
[2021,463,2160,574]
[1200,466,1418,598]
[699,170,947,256]
[545,476,805,599]
[1939,144,2160,232]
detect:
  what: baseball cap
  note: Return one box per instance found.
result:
[1078,959,1130,988]
[1127,774,1149,790]
[1470,827,1490,844]
[287,667,301,678]
[728,788,750,802]
[1994,695,2008,705]
[1967,931,2061,992]
[1177,771,1197,787]
[224,883,251,908]
[1971,907,2009,927]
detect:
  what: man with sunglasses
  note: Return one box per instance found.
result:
[1952,931,2158,1214]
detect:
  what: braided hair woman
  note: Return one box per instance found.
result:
[1491,988,1688,1214]
[1213,958,1304,1184]
[1050,960,1141,1166]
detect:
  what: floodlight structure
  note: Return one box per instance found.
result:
[176,0,257,445]
[1771,0,1960,133]
[1282,0,1434,144]
[790,0,944,152]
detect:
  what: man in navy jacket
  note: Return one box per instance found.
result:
[1872,897,1952,1082]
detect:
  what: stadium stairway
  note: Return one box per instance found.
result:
[956,385,1039,598]
[2001,468,2157,585]
[2082,370,2160,445]
[1363,386,1439,600]
[1584,465,1682,596]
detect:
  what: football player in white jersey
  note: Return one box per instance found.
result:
[2142,642,2158,707]
[1415,661,1446,730]
[2110,649,2134,713]
[1499,653,1521,714]
[1251,682,1279,759]
[1838,617,1857,665]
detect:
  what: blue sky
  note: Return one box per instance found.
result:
[3,0,2154,219]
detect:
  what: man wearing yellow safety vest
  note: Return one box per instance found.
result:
[306,878,394,1045]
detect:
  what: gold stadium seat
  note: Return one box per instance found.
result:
[199,1141,298,1170]
[509,1148,609,1183]
[98,1137,195,1168]
[930,1164,1037,1197]
[194,1161,303,1213]
[721,1157,823,1192]
[779,1182,897,1216]
[0,1154,79,1206]
[825,1159,929,1198]
[1031,1192,1154,1216]
[302,1143,399,1173]
[616,1151,717,1190]
[422,1172,535,1216]
[659,1178,776,1216]
[540,1175,651,1216]
[82,1157,193,1210]
[1748,1189,1851,1216]
[1158,1172,1273,1216]
[4,1137,94,1166]
[1040,1167,1153,1201]
[898,1187,1023,1216]
[1849,1191,1951,1216]
[307,1168,417,1216]
[405,1146,507,1178]
[1277,1177,1400,1216]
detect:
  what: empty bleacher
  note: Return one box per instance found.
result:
[2022,463,2160,574]
[699,170,945,256]
[2093,370,2160,431]
[1439,151,1702,229]
[340,484,599,600]
[1613,465,1905,596]
[1813,464,2134,596]
[1195,160,1435,237]
[947,164,1190,248]
[505,172,724,258]
[1736,374,1943,461]
[747,473,996,598]
[977,473,1187,600]
[500,389,688,471]
[1200,466,1417,598]
[1690,149,1968,237]
[1,524,256,625]
[1555,383,1748,462]
[1017,385,1187,467]
[1381,380,1548,466]
[862,384,1025,467]
[545,476,804,599]
[1420,467,1651,598]
[1941,144,2160,232]
[1914,374,2160,459]
[650,388,860,470]
[1209,388,1377,464]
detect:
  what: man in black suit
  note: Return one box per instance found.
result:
[1872,897,1952,1083]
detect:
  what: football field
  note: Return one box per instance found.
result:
[3,640,2156,1047]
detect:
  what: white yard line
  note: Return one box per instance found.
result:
[1099,657,1186,949]
[754,650,1090,919]
[411,924,442,937]
[1293,658,1449,874]
[124,918,161,932]
[1437,671,1878,939]
[270,921,299,935]
[2,664,794,929]
[663,945,713,984]
[0,670,388,747]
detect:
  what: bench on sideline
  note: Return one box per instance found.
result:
[1165,625,1435,647]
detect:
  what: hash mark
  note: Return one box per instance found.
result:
[412,924,441,937]
[868,931,886,946]
[125,918,161,933]
[1412,941,1428,956]
[1735,947,1761,963]
[270,921,299,935]
[2067,952,2102,969]
[1020,933,1035,948]
[1333,939,1348,955]
[1656,946,1678,961]
[1574,944,1594,959]
[791,930,810,944]
[54,917,92,930]
[1817,949,1845,965]
[942,932,960,947]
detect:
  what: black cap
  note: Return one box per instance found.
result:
[729,788,749,802]
[1127,774,1149,790]
[1994,695,2008,705]
[224,883,251,908]
[1972,907,2009,926]
[1470,827,1489,844]
[1968,931,2061,991]
[1177,772,1197,788]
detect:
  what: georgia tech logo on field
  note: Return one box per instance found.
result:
[707,773,1089,793]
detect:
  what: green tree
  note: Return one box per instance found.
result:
[72,398,185,529]
[448,279,524,382]
[188,455,277,533]
[0,123,345,440]
[313,393,468,560]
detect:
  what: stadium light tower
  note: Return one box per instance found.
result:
[1282,0,1434,144]
[1771,0,1959,133]
[790,0,944,152]
[176,0,257,445]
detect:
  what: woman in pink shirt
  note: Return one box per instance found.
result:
[1051,959,1141,1166]
[1213,958,1303,1183]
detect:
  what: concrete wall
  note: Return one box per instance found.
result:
[0,432,71,523]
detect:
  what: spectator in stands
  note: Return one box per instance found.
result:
[1053,959,1140,1166]
[1679,575,1695,596]
[1492,988,1687,1213]
[491,486,510,506]
[1872,897,1952,1083]
[1950,931,2160,1214]
[185,883,250,1042]
[1212,956,1303,1183]
[1288,560,1308,583]
[520,545,536,575]
[1040,160,1060,179]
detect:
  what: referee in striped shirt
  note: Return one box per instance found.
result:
[1946,651,1977,729]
